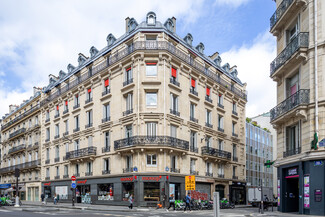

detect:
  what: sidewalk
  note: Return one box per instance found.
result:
[6,200,150,212]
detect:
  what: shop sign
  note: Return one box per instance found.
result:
[77,180,87,184]
[120,177,134,182]
[315,189,322,202]
[142,176,162,181]
[185,175,195,190]
[314,160,323,166]
[319,139,325,147]
[44,182,51,186]
[287,167,298,176]
[0,184,11,189]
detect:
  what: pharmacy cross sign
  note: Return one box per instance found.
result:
[264,160,274,168]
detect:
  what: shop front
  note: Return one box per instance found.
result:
[230,182,246,205]
[26,182,41,201]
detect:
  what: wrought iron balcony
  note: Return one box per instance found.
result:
[123,109,133,116]
[218,103,224,109]
[8,144,26,155]
[205,172,213,177]
[201,146,231,160]
[45,159,50,164]
[63,131,69,136]
[114,136,189,151]
[270,89,309,121]
[102,117,111,123]
[85,98,93,104]
[218,174,225,178]
[65,147,97,160]
[102,146,110,153]
[190,146,198,153]
[232,132,238,137]
[170,78,180,87]
[63,174,69,179]
[45,177,50,180]
[270,32,309,76]
[205,96,213,103]
[54,157,60,162]
[190,116,198,123]
[54,113,60,119]
[63,109,69,114]
[73,104,80,110]
[170,109,180,116]
[9,128,26,139]
[85,172,93,176]
[283,147,301,158]
[45,138,50,143]
[33,142,39,148]
[190,170,199,175]
[232,176,238,180]
[232,111,238,116]
[73,127,80,133]
[123,78,133,86]
[54,175,60,180]
[218,127,224,133]
[205,123,213,128]
[233,156,238,162]
[74,173,80,177]
[85,123,93,128]
[270,0,294,30]
[170,168,180,173]
[45,118,50,123]
[54,134,60,139]
[190,88,198,96]
[102,170,111,175]
[102,88,111,96]
[123,167,134,173]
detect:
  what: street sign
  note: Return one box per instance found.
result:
[185,175,195,190]
[71,183,76,188]
[71,176,76,181]
[264,160,274,168]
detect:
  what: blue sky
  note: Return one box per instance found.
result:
[0,0,276,118]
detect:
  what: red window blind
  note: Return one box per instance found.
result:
[65,100,68,106]
[206,87,210,96]
[105,79,109,87]
[146,62,157,65]
[126,67,131,71]
[88,88,91,93]
[56,105,59,111]
[171,68,177,78]
[191,79,196,87]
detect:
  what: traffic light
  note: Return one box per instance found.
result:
[311,132,318,150]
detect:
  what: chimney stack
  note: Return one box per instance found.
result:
[172,17,176,33]
[125,17,130,32]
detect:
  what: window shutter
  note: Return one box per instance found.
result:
[105,79,109,87]
[191,78,196,87]
[206,87,210,96]
[171,68,177,78]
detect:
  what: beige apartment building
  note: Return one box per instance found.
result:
[0,87,42,201]
[270,0,325,215]
[0,12,247,206]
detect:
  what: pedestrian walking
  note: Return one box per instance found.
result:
[184,193,192,213]
[166,194,175,211]
[41,193,45,204]
[128,194,133,209]
[54,194,57,205]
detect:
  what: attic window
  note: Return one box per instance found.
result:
[146,35,157,41]
[148,15,155,25]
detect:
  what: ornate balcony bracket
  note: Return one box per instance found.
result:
[296,109,307,122]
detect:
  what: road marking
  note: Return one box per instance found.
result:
[0,210,11,212]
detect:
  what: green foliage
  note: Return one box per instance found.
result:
[246,117,252,123]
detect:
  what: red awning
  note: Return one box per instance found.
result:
[191,79,196,87]
[105,79,109,87]
[171,68,177,78]
[206,87,210,96]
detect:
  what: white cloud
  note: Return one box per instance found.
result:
[221,31,277,117]
[215,0,251,7]
[0,0,206,117]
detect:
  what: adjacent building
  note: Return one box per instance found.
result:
[270,0,325,215]
[0,12,247,206]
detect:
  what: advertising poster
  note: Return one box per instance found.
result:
[304,175,310,208]
[55,186,68,199]
[169,184,175,197]
[277,179,280,206]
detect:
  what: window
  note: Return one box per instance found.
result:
[88,136,93,147]
[64,165,68,176]
[86,88,92,101]
[64,100,68,111]
[218,164,224,175]
[55,105,59,115]
[126,155,133,168]
[125,125,132,138]
[55,124,59,137]
[218,139,224,150]
[233,144,237,158]
[65,143,69,153]
[126,93,133,111]
[46,148,50,160]
[74,94,79,106]
[286,73,299,97]
[218,94,223,105]
[35,116,39,125]
[146,63,157,76]
[233,103,237,112]
[104,132,110,149]
[74,115,79,130]
[46,168,50,178]
[190,78,196,91]
[55,146,59,158]
[28,153,32,162]
[64,120,68,133]
[146,122,157,137]
[56,166,59,176]
[286,16,300,44]
[143,182,159,201]
[171,67,177,80]
[206,87,211,97]
[75,164,79,175]
[190,131,197,151]
[125,67,132,82]
[206,109,211,124]
[190,103,195,119]
[233,166,236,177]
[46,110,50,120]
[232,122,236,134]
[146,154,157,166]
[29,119,32,128]
[86,110,93,126]
[87,162,92,173]
[170,94,178,112]
[206,162,212,174]
[103,104,110,120]
[104,78,110,93]
[171,155,177,169]
[206,136,212,148]
[147,15,155,25]
[286,123,300,152]
[146,92,157,107]
[74,140,80,151]
[190,159,196,172]
[218,115,224,129]
[146,35,157,40]
[29,136,32,145]
[103,158,110,172]
[170,125,177,138]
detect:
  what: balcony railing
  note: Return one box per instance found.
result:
[73,127,80,133]
[54,157,60,162]
[190,146,198,153]
[54,135,60,139]
[270,32,309,76]
[9,128,26,139]
[114,136,189,151]
[270,89,310,121]
[232,176,238,180]
[0,160,41,174]
[8,144,26,154]
[206,172,213,177]
[123,167,134,173]
[85,98,93,104]
[54,113,60,119]
[102,170,111,175]
[190,116,198,123]
[218,103,224,109]
[102,88,111,96]
[218,127,224,133]
[233,156,238,162]
[102,146,110,153]
[102,117,111,123]
[190,170,199,175]
[170,109,180,116]
[45,118,50,123]
[270,0,294,30]
[232,133,238,137]
[123,78,133,86]
[63,174,69,179]
[170,78,180,87]
[232,111,238,116]
[205,123,213,128]
[74,173,80,177]
[73,104,80,110]
[45,159,50,164]
[65,147,97,160]
[190,88,198,96]
[85,123,93,128]
[201,146,231,160]
[170,168,180,173]
[63,131,69,136]
[45,177,50,180]
[85,172,93,176]
[63,109,69,114]
[283,147,301,158]
[123,109,133,116]
[54,175,60,180]
[218,174,225,178]
[205,96,212,103]
[40,41,246,110]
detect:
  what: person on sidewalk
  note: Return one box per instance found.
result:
[184,193,192,213]
[128,194,133,209]
[54,194,57,205]
[166,194,175,211]
[41,193,45,205]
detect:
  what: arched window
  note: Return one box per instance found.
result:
[146,12,156,25]
[106,34,116,47]
[128,18,138,32]
[164,18,174,32]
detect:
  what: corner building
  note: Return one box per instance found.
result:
[39,12,247,206]
[270,0,325,215]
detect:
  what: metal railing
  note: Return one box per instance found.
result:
[283,147,301,157]
[205,96,212,103]
[63,174,69,178]
[0,160,40,174]
[65,147,97,160]
[232,133,238,137]
[8,144,26,154]
[190,88,198,96]
[123,78,133,86]
[218,127,224,133]
[123,109,133,116]
[201,146,231,160]
[232,111,238,116]
[45,159,50,164]
[63,109,69,114]
[63,131,69,136]
[73,127,80,133]
[190,116,198,123]
[102,88,111,96]
[270,32,309,75]
[73,104,80,109]
[218,103,224,109]
[54,175,60,180]
[102,146,110,153]
[232,175,238,180]
[123,167,134,173]
[102,117,111,123]
[218,174,225,178]
[270,0,294,29]
[54,157,60,162]
[190,146,198,153]
[85,123,93,128]
[40,41,247,109]
[233,156,238,162]
[102,170,111,175]
[114,136,189,151]
[54,135,60,139]
[9,128,26,139]
[205,123,213,128]
[170,109,180,116]
[270,89,310,121]
[190,170,199,175]
[170,168,180,173]
[45,118,50,123]
[54,113,60,119]
[85,172,93,176]
[85,98,93,104]
[206,172,213,177]
[170,78,180,87]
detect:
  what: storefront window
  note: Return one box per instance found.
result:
[76,185,91,204]
[122,183,134,201]
[98,184,114,201]
[143,182,160,201]
[44,186,51,199]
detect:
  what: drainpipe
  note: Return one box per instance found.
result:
[314,0,318,147]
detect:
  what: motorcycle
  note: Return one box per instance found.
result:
[220,198,235,209]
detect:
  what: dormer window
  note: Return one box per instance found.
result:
[128,18,138,32]
[184,33,193,46]
[106,34,116,47]
[89,46,99,58]
[196,42,205,54]
[146,12,156,25]
[164,18,174,32]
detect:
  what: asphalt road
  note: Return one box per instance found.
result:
[0,207,297,217]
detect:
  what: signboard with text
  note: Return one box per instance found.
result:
[185,175,195,191]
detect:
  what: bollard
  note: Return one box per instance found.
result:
[213,192,220,217]
[14,196,20,207]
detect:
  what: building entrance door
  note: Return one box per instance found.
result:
[285,177,299,212]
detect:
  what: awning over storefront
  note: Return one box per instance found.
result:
[0,184,12,189]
